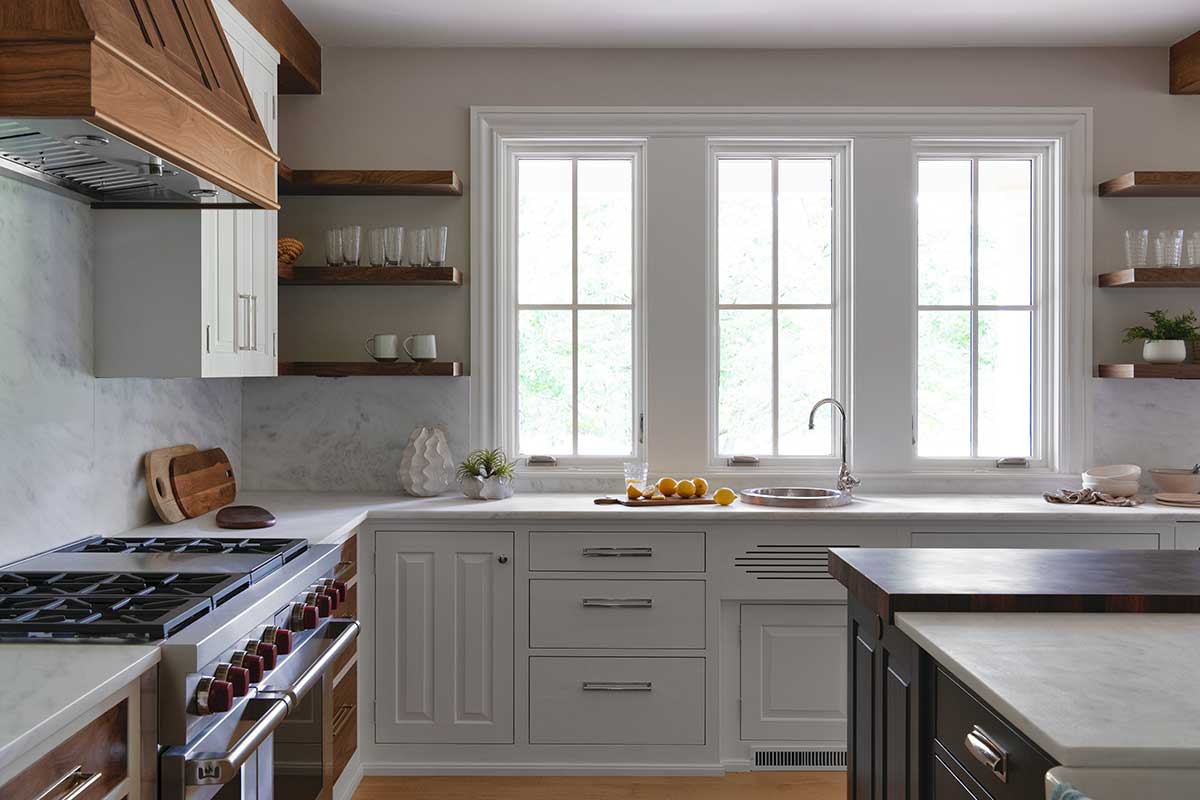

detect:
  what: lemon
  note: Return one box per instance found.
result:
[713,487,737,506]
[656,477,678,497]
[692,477,709,497]
[675,479,696,498]
[626,484,644,500]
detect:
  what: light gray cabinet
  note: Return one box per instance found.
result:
[375,531,515,744]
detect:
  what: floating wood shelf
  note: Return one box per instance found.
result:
[1098,268,1200,288]
[1098,172,1200,198]
[278,166,462,196]
[280,266,462,286]
[280,361,463,377]
[1098,363,1200,379]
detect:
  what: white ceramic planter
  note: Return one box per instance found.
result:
[459,475,514,500]
[459,476,485,500]
[1143,339,1187,364]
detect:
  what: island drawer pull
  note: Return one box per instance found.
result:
[331,703,356,737]
[582,546,653,557]
[581,598,653,608]
[33,766,102,800]
[965,725,1008,783]
[582,681,652,692]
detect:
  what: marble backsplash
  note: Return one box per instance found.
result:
[0,176,242,562]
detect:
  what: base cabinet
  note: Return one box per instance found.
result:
[375,531,514,744]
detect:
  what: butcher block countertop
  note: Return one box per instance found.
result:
[830,548,1200,619]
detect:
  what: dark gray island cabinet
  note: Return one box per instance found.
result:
[829,548,1200,800]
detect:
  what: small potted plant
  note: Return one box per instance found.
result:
[456,448,516,500]
[1123,309,1199,365]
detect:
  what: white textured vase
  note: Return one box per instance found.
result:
[1144,339,1187,364]
[398,426,453,496]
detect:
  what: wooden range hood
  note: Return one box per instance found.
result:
[0,0,278,209]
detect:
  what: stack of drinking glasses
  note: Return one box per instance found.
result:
[325,224,449,267]
[1125,228,1199,268]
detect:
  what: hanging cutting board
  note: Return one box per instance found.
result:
[170,448,237,519]
[594,496,717,507]
[145,443,198,523]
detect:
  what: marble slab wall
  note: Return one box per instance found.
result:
[0,176,242,563]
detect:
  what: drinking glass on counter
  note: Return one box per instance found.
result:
[324,228,343,266]
[367,228,386,266]
[623,461,649,493]
[1155,229,1185,267]
[341,225,362,266]
[385,225,405,266]
[1124,228,1148,268]
[406,228,427,266]
[428,225,449,267]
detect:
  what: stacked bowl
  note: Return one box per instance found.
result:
[1082,464,1141,497]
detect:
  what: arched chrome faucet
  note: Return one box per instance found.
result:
[808,398,860,494]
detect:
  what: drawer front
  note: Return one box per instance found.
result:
[935,667,1055,800]
[934,753,985,800]
[529,579,705,649]
[530,531,704,572]
[0,699,127,800]
[332,664,357,784]
[338,533,358,580]
[333,580,358,620]
[529,657,705,744]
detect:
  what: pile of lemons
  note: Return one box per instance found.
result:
[627,476,737,506]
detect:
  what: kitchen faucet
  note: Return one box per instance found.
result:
[808,398,860,494]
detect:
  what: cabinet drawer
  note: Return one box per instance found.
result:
[529,579,705,649]
[935,667,1055,800]
[934,753,986,800]
[529,657,704,744]
[0,699,127,800]
[530,531,704,572]
[332,664,357,785]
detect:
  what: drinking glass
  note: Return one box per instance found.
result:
[623,461,649,493]
[406,228,427,266]
[1186,233,1200,267]
[1155,229,1185,267]
[384,225,405,266]
[324,228,343,266]
[1124,229,1148,268]
[341,225,362,266]
[428,225,449,266]
[367,228,386,266]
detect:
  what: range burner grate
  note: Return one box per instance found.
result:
[67,537,307,561]
[0,594,214,639]
[0,572,250,607]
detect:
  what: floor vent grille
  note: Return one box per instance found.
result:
[752,749,848,770]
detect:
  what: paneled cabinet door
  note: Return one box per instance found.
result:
[376,532,515,744]
[740,604,847,743]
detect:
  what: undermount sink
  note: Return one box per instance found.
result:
[739,487,853,508]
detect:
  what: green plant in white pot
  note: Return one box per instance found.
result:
[1123,309,1198,365]
[456,448,516,500]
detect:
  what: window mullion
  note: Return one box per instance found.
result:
[771,158,780,457]
[969,158,980,459]
[571,159,580,457]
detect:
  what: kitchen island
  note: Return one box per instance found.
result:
[830,548,1200,800]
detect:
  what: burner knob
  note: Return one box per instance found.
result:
[289,603,319,631]
[263,626,293,655]
[304,592,332,618]
[231,650,265,683]
[196,676,234,714]
[245,639,277,670]
[214,663,250,697]
[320,579,348,603]
[319,586,340,611]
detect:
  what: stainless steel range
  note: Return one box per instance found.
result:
[1,535,359,800]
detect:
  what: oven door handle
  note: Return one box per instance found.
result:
[268,618,360,706]
[184,696,290,785]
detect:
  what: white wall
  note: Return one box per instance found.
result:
[0,176,242,562]
[246,46,1200,490]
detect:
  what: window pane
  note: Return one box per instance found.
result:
[719,160,772,304]
[978,311,1032,458]
[578,160,632,304]
[578,310,633,455]
[918,160,971,306]
[518,160,572,304]
[519,310,572,455]
[778,309,833,456]
[778,159,833,305]
[918,310,971,457]
[978,160,1033,306]
[718,310,773,454]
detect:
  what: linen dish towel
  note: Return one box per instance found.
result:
[1050,782,1093,800]
[1043,488,1143,507]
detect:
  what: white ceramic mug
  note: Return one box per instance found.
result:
[364,333,400,362]
[404,334,437,362]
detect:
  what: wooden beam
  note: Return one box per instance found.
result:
[227,0,321,94]
[1170,30,1200,95]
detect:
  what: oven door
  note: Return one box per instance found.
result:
[161,618,359,800]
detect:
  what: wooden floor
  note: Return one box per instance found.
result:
[352,773,846,800]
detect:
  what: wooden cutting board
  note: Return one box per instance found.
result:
[595,495,717,507]
[145,443,198,523]
[170,448,237,519]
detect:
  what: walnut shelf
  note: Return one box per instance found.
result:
[1098,363,1200,379]
[1098,268,1200,288]
[280,266,462,286]
[278,166,462,196]
[280,361,463,377]
[1098,172,1200,198]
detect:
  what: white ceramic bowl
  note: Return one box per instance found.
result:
[1149,468,1200,494]
[1082,476,1140,497]
[1083,464,1142,482]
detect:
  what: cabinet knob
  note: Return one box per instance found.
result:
[497,554,509,565]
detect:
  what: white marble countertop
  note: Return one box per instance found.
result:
[896,612,1200,769]
[0,643,159,776]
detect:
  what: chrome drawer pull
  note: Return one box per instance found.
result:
[582,547,653,557]
[33,766,102,800]
[331,703,356,737]
[965,725,1008,783]
[582,681,652,692]
[581,598,653,608]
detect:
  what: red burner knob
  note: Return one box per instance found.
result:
[305,592,332,618]
[197,677,234,714]
[302,604,320,629]
[247,640,277,670]
[214,663,250,696]
[231,651,264,683]
[321,579,347,603]
[320,587,339,611]
[263,626,293,655]
[290,602,319,630]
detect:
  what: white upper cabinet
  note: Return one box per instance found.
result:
[93,1,279,378]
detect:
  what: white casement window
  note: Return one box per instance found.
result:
[914,144,1053,468]
[709,143,849,464]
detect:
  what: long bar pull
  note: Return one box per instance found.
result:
[581,598,653,608]
[582,682,652,692]
[32,766,102,800]
[581,547,653,557]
